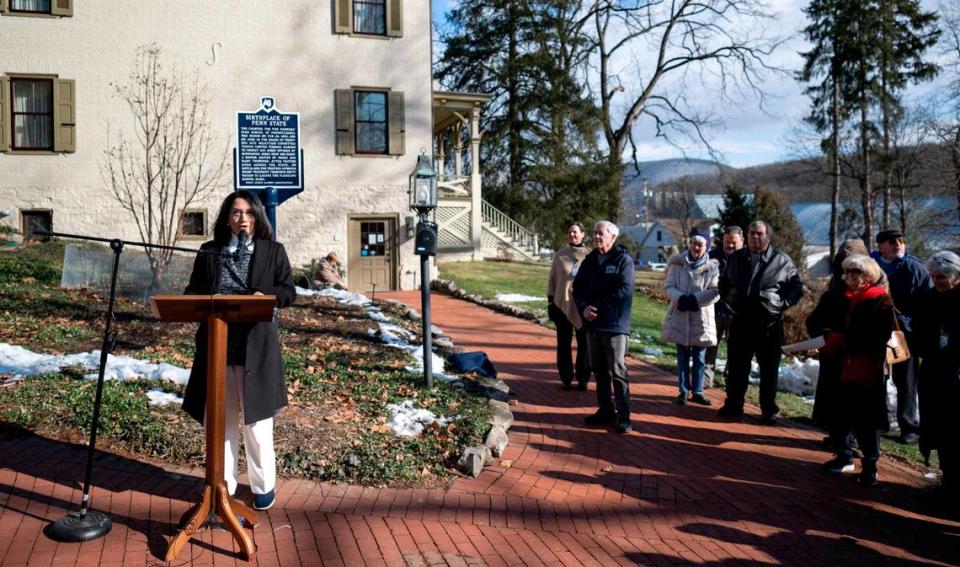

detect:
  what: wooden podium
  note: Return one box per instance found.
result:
[151,294,277,562]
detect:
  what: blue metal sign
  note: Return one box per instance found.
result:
[235,97,303,192]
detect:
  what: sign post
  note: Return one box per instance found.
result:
[235,97,304,237]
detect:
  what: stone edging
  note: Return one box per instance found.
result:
[431,279,543,323]
[384,297,516,478]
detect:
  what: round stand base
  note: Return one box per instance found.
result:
[45,511,112,542]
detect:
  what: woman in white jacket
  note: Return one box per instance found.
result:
[662,230,720,405]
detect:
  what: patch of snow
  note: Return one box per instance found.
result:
[386,399,455,437]
[0,343,190,384]
[494,293,542,303]
[146,389,183,407]
[778,357,820,396]
[296,286,370,306]
[642,346,664,357]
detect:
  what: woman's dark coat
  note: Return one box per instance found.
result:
[913,286,960,458]
[806,288,848,428]
[182,239,296,425]
[808,287,894,430]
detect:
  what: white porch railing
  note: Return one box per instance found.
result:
[481,200,539,255]
[437,176,470,197]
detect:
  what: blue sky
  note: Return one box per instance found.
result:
[431,1,950,169]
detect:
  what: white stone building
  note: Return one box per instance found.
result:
[0,0,527,291]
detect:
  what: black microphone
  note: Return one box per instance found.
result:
[234,230,249,262]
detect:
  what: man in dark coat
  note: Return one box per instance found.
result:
[869,229,933,444]
[183,190,296,511]
[717,220,803,423]
[573,220,636,433]
[704,225,744,387]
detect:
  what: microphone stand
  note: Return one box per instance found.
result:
[38,230,223,542]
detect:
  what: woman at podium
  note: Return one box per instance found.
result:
[182,190,296,511]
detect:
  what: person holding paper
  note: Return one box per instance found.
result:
[662,228,719,406]
[809,254,893,486]
[183,190,296,511]
[807,239,869,454]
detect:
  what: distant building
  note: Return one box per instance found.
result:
[621,220,681,263]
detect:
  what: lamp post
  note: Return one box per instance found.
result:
[409,150,438,388]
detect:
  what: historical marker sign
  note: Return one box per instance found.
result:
[235,97,303,190]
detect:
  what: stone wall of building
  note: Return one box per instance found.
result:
[0,0,431,289]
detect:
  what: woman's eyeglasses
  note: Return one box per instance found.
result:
[843,269,863,276]
[230,210,256,220]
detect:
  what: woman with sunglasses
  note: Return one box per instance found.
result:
[806,254,893,486]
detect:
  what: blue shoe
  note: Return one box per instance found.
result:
[253,489,275,511]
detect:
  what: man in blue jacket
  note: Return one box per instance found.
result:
[573,221,636,433]
[870,229,933,444]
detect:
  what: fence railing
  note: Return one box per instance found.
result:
[480,200,539,255]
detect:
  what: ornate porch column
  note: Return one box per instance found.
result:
[470,104,482,258]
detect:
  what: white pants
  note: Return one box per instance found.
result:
[223,365,276,496]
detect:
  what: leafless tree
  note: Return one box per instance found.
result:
[589,0,783,172]
[935,0,960,228]
[101,44,228,289]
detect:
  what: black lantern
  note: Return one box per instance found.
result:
[408,150,438,213]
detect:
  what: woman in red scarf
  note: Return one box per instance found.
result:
[812,254,894,486]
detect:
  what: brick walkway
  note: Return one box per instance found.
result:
[2,291,958,566]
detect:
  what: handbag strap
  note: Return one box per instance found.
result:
[891,307,903,332]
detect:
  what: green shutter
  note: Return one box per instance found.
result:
[50,0,72,17]
[53,79,76,153]
[0,0,6,13]
[334,0,351,33]
[387,0,402,37]
[335,89,355,155]
[387,91,404,156]
[0,77,8,152]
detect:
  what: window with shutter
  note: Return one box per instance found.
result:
[335,0,401,37]
[2,0,72,15]
[335,88,405,157]
[2,75,76,153]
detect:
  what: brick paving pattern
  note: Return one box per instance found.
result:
[1,291,958,566]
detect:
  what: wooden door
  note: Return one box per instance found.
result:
[347,217,396,292]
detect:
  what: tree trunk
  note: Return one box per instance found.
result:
[860,98,874,251]
[953,125,960,229]
[830,77,841,262]
[507,0,522,197]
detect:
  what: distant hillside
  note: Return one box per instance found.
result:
[627,143,957,206]
[623,158,734,187]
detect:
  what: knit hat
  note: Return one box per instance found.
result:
[688,228,710,245]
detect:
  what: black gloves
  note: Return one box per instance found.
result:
[676,294,698,312]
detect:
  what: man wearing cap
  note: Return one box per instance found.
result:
[870,229,933,444]
[704,226,744,388]
[718,220,804,424]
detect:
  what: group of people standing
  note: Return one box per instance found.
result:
[547,217,959,509]
[807,230,960,501]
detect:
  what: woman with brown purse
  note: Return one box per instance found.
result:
[810,254,894,486]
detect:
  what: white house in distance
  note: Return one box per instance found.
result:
[0,1,534,291]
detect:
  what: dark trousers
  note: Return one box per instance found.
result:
[890,356,920,435]
[941,445,959,500]
[703,314,731,388]
[587,331,630,425]
[724,317,783,416]
[549,303,590,386]
[830,426,879,467]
